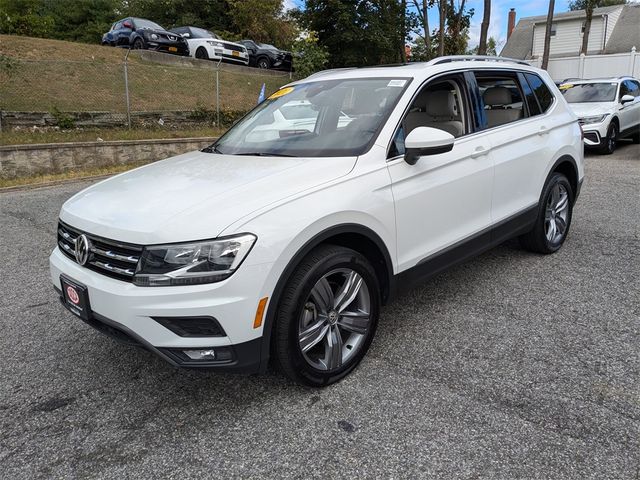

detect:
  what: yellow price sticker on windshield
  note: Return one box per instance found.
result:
[268,87,294,99]
[559,84,573,90]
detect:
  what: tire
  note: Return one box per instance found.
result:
[257,57,271,69]
[132,38,144,50]
[599,122,618,155]
[519,172,573,254]
[273,244,381,387]
[195,47,209,60]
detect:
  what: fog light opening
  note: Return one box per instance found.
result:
[183,349,216,360]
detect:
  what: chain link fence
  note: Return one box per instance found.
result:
[0,49,292,131]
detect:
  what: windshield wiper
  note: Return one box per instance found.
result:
[234,152,295,157]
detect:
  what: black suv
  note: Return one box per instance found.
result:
[102,18,189,56]
[239,40,293,71]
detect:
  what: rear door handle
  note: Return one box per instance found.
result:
[471,146,491,158]
[538,125,549,135]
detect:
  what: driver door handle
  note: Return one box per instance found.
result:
[538,125,549,135]
[471,146,491,159]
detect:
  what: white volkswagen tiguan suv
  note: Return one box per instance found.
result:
[51,56,584,387]
[560,77,640,154]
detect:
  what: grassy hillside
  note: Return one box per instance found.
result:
[0,35,290,114]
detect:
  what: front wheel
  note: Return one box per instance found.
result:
[520,172,573,254]
[132,38,144,50]
[599,122,618,155]
[195,47,209,60]
[273,245,380,387]
[257,57,271,69]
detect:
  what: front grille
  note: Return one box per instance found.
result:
[57,221,143,282]
[223,43,244,53]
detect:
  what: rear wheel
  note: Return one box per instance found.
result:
[273,245,380,387]
[599,122,618,155]
[195,47,209,60]
[520,172,573,254]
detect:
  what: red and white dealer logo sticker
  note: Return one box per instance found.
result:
[66,285,80,305]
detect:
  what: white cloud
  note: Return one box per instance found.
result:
[468,0,510,51]
[283,0,298,11]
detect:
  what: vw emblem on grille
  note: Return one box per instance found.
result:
[74,234,91,266]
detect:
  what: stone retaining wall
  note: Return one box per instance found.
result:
[0,137,216,180]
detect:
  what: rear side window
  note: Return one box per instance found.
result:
[524,73,554,112]
[518,73,541,116]
[474,72,526,129]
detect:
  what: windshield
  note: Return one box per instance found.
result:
[190,27,218,39]
[134,19,163,30]
[211,78,410,157]
[560,83,617,103]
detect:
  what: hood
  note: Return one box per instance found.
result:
[60,151,356,245]
[566,102,615,119]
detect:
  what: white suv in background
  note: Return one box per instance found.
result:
[560,77,640,154]
[51,56,584,387]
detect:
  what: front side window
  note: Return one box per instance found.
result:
[525,73,554,112]
[560,82,617,103]
[476,74,526,128]
[212,78,410,157]
[190,27,217,39]
[389,75,468,158]
[133,19,163,30]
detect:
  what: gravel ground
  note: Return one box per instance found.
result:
[1,143,638,479]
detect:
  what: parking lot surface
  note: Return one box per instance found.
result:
[1,144,639,479]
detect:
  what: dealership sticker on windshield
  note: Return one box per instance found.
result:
[559,84,573,90]
[387,79,407,87]
[268,87,295,99]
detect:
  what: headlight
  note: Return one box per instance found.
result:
[133,233,256,286]
[580,114,607,125]
[207,40,223,48]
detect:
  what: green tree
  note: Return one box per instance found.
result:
[0,0,55,37]
[46,0,121,43]
[227,0,298,48]
[297,0,414,68]
[291,31,329,77]
[467,36,497,56]
[432,0,474,56]
[124,0,233,33]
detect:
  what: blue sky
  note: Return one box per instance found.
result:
[283,0,632,49]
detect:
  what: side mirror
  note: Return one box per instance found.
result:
[404,126,455,165]
[621,94,634,104]
[182,33,190,38]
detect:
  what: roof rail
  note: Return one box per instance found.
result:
[428,55,531,66]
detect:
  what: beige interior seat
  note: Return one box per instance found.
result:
[404,90,464,137]
[483,87,523,127]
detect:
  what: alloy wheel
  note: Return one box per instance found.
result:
[298,268,371,371]
[608,125,617,152]
[544,183,569,244]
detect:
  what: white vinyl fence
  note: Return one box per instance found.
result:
[529,47,640,81]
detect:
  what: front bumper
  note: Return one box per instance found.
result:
[147,41,190,56]
[50,246,271,372]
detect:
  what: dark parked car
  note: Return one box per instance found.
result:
[102,18,189,56]
[239,40,293,71]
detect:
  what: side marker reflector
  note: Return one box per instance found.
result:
[254,297,268,329]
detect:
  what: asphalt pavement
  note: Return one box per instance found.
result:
[1,143,638,479]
